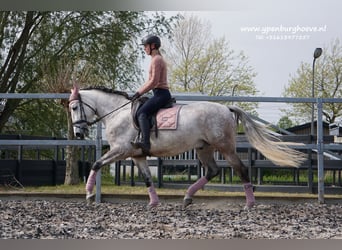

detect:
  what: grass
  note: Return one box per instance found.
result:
[0,183,223,197]
[1,167,341,199]
[2,181,342,200]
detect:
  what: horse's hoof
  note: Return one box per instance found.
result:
[147,202,159,210]
[244,202,255,211]
[86,193,95,204]
[183,198,193,209]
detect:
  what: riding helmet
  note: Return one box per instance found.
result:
[141,34,161,49]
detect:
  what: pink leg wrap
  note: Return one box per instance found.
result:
[148,184,159,207]
[244,182,255,208]
[186,177,208,197]
[85,170,97,193]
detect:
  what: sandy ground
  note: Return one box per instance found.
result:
[1,196,342,239]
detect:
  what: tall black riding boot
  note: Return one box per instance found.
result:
[131,114,151,155]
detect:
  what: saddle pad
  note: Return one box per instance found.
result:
[156,105,183,130]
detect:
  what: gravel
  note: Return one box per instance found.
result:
[1,198,342,239]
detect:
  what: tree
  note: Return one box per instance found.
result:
[277,116,294,130]
[0,11,177,133]
[163,14,258,113]
[0,11,177,185]
[283,38,342,124]
[40,57,88,185]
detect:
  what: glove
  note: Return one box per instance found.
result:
[131,92,141,102]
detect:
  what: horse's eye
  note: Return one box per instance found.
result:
[72,106,78,111]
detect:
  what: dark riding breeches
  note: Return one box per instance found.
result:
[136,88,171,119]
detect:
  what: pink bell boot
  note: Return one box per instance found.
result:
[183,177,209,208]
[85,170,97,200]
[148,184,159,208]
[244,182,255,209]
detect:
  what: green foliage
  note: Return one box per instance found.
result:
[4,99,67,137]
[164,14,259,113]
[283,38,342,124]
[277,116,294,129]
[0,11,178,135]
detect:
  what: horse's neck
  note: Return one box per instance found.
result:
[82,90,129,120]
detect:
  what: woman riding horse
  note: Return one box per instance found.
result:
[131,35,172,155]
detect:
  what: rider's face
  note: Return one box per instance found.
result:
[143,44,150,55]
[144,44,155,55]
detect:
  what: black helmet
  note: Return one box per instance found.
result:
[141,35,161,49]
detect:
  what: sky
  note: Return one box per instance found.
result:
[153,0,342,123]
[195,1,341,97]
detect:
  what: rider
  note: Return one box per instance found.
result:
[131,34,172,155]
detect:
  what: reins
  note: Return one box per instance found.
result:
[86,99,132,126]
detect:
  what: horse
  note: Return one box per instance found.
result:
[68,85,305,209]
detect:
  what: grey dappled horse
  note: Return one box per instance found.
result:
[68,86,305,209]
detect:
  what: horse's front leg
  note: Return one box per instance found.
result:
[85,146,127,202]
[133,157,159,208]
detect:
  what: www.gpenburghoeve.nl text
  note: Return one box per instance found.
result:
[240,24,327,40]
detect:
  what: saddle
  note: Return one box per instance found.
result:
[131,96,177,138]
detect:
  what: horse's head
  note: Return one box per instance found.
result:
[68,86,96,139]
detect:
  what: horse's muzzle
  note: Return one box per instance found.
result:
[75,131,85,139]
[73,125,88,139]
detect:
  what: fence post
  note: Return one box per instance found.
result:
[115,161,121,186]
[52,145,58,185]
[16,144,23,183]
[157,157,163,188]
[130,160,135,186]
[95,123,102,203]
[317,98,324,203]
[308,149,314,193]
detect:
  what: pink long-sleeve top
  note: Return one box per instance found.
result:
[137,54,169,95]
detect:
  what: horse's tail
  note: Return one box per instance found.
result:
[228,105,305,167]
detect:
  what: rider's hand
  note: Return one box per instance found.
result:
[131,92,141,102]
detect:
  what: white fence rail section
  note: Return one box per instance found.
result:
[1,92,342,203]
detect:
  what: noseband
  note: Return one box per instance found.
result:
[69,94,96,127]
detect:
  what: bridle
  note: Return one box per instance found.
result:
[69,94,96,130]
[69,93,132,127]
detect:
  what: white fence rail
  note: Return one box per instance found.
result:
[1,92,342,203]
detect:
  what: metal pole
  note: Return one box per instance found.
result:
[95,123,102,203]
[311,58,316,135]
[317,98,324,203]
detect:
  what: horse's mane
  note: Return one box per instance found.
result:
[82,86,130,99]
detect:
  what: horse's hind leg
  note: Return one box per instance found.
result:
[183,145,219,208]
[223,151,255,209]
[132,157,159,208]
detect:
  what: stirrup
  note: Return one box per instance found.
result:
[131,141,151,155]
[130,140,140,149]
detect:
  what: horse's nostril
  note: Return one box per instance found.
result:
[75,132,82,138]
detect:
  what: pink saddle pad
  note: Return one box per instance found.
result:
[156,105,183,130]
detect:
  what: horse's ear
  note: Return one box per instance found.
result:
[73,82,80,90]
[69,85,79,101]
[72,84,80,94]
